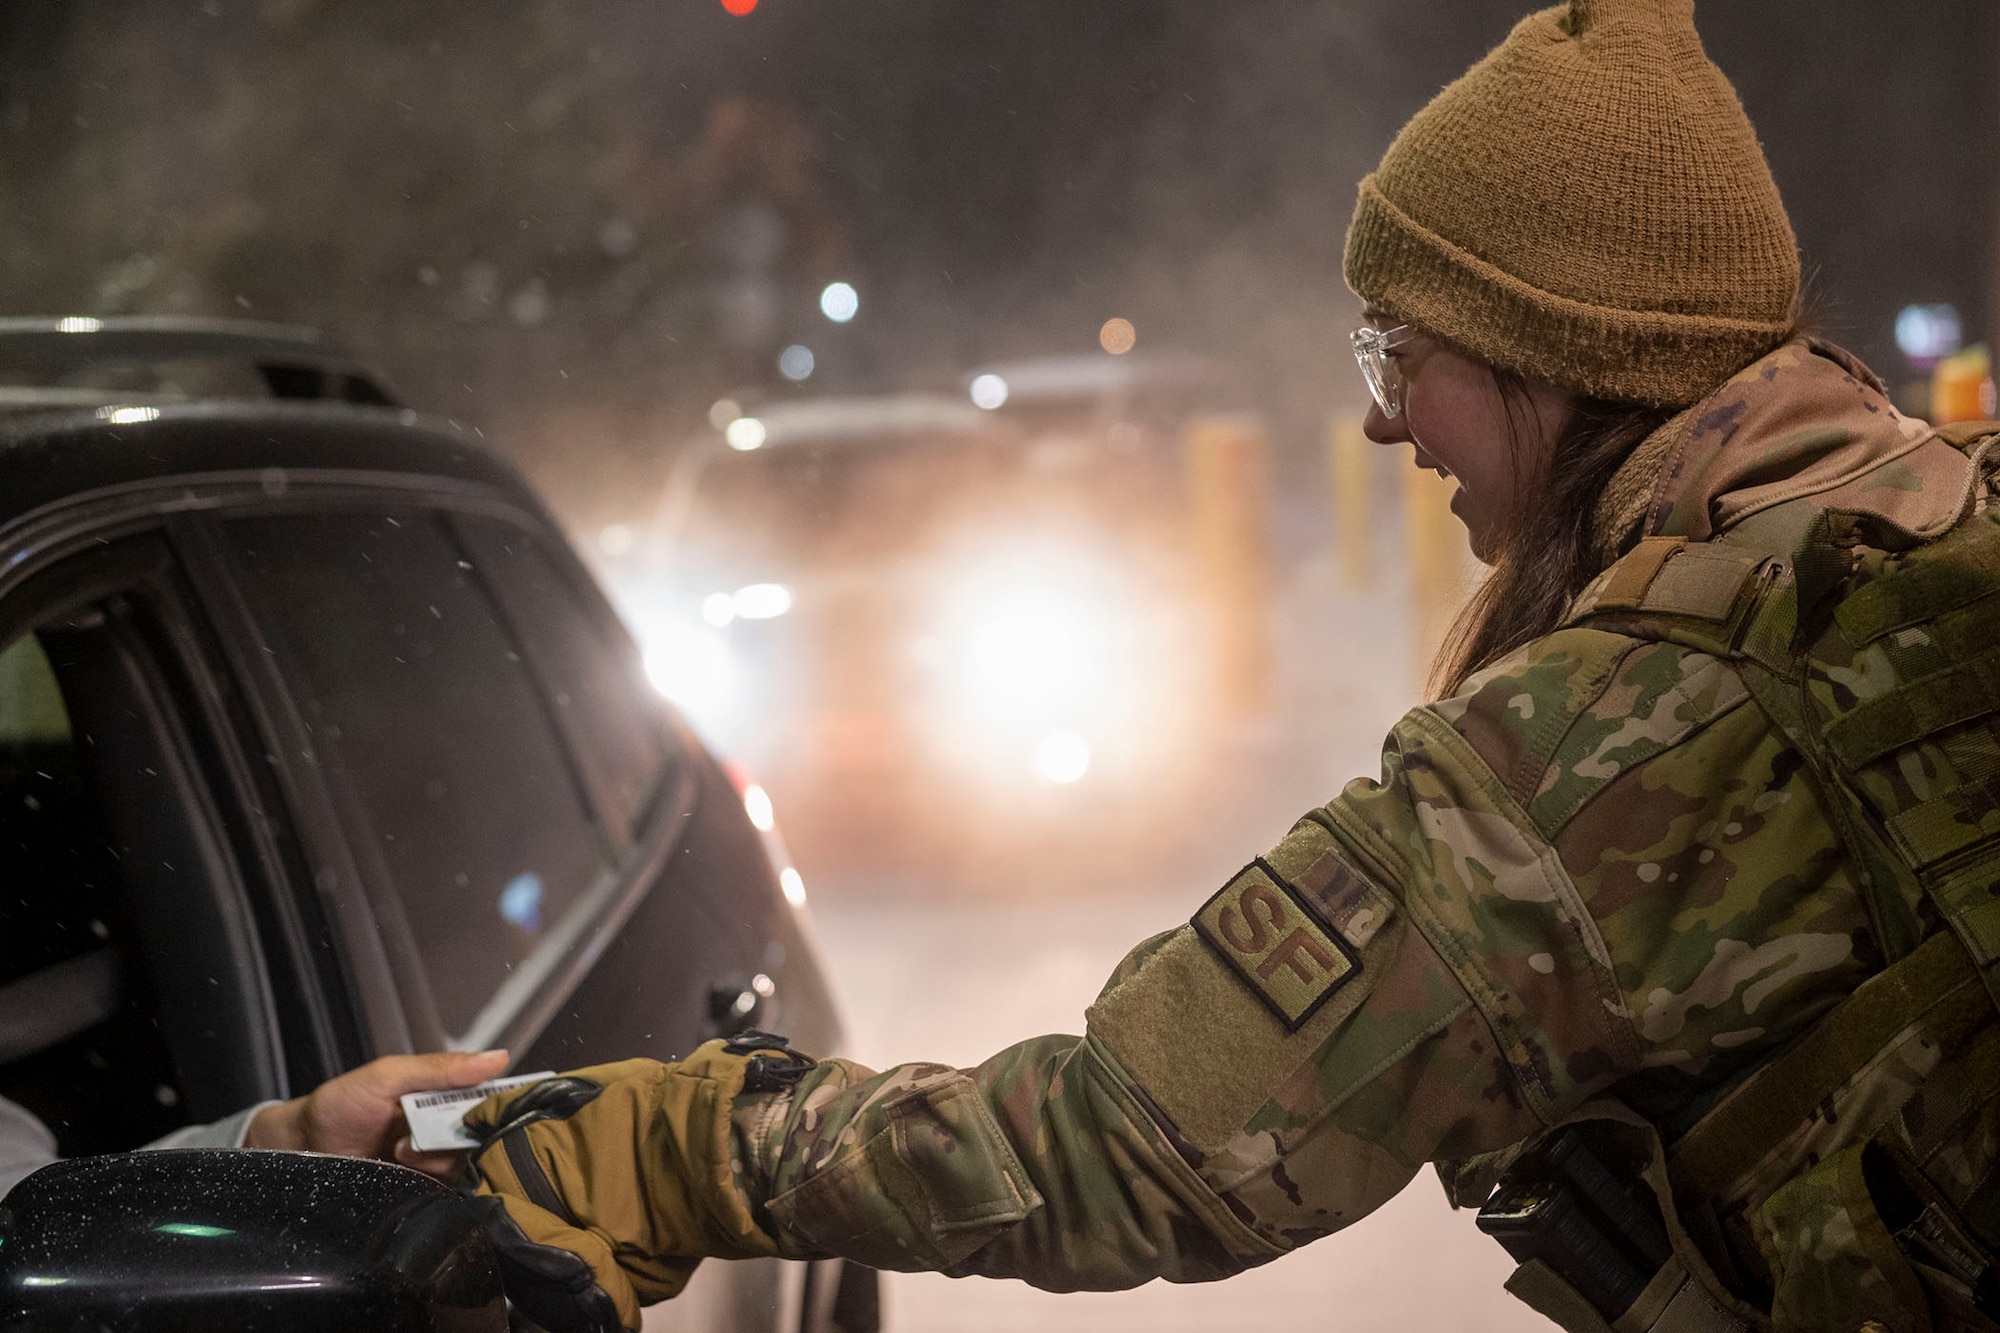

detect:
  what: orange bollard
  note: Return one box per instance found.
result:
[1185,415,1276,718]
[1329,417,1375,589]
[1932,344,1996,425]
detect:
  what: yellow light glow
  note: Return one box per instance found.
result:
[742,782,776,832]
[1099,318,1136,355]
[725,416,768,451]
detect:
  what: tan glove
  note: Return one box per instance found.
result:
[463,1033,813,1333]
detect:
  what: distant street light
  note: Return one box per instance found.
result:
[970,373,1009,410]
[778,344,816,381]
[820,282,859,323]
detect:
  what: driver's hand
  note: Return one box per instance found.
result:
[244,1049,511,1181]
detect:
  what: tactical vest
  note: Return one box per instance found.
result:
[1473,421,2000,1333]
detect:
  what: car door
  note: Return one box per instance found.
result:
[187,485,859,1333]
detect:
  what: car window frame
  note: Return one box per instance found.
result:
[0,529,298,1124]
[445,512,675,848]
[175,475,700,1057]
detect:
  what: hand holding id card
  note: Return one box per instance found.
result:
[401,1071,554,1152]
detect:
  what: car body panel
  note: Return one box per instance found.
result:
[0,344,854,1329]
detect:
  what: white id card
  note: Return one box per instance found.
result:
[400,1071,555,1153]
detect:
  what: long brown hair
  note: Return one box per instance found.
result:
[1429,381,1675,697]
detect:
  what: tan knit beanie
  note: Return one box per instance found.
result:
[1343,0,1799,407]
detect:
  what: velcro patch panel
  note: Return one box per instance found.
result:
[1192,858,1359,1031]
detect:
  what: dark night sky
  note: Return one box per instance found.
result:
[0,1,1993,521]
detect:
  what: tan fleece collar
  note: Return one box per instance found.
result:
[1589,339,1962,567]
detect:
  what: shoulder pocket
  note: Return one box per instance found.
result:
[764,1071,1043,1270]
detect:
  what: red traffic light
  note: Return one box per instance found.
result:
[721,0,757,14]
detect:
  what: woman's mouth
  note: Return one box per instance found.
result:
[1413,451,1453,482]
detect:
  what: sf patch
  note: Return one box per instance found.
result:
[1192,858,1359,1031]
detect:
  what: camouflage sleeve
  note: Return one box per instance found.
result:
[1420,626,1878,1119]
[725,830,1536,1287]
[721,794,1540,1289]
[726,625,1876,1287]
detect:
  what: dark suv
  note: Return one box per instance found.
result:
[0,319,868,1331]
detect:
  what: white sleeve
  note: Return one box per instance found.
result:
[0,1093,59,1200]
[141,1101,282,1152]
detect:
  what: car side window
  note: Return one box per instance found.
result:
[0,532,298,1153]
[453,517,670,843]
[0,629,188,1154]
[223,511,610,1042]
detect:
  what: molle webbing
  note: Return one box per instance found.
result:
[1668,929,1987,1203]
[1833,525,2000,647]
[1884,772,2000,871]
[1824,644,2000,770]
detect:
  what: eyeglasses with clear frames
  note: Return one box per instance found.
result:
[1349,323,1419,419]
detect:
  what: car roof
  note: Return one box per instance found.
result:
[0,400,537,535]
[0,316,399,411]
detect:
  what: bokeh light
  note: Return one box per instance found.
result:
[970,373,1010,410]
[1098,317,1136,355]
[724,416,767,451]
[778,344,816,381]
[742,782,776,832]
[778,867,807,907]
[820,282,859,323]
[732,582,794,620]
[1895,303,1961,366]
[720,0,757,15]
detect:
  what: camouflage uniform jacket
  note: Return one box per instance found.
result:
[723,340,1992,1297]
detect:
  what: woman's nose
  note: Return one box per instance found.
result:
[1362,401,1409,445]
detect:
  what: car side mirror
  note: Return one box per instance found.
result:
[0,1148,505,1331]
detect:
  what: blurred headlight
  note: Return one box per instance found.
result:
[921,541,1161,785]
[1035,731,1091,784]
[732,582,794,620]
[643,624,735,716]
[966,600,1105,713]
